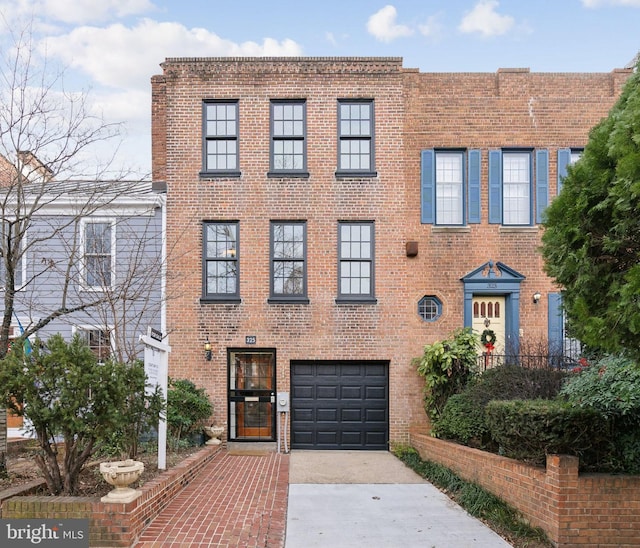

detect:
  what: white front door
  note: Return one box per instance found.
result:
[472,296,506,357]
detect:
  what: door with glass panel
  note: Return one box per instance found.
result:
[228,350,275,440]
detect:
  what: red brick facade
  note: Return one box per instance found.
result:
[411,428,640,547]
[151,57,631,446]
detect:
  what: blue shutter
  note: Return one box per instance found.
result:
[488,150,502,224]
[467,149,481,223]
[557,148,571,195]
[548,293,563,356]
[421,150,435,224]
[535,149,549,224]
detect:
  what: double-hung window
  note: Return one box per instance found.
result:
[75,326,112,363]
[337,221,375,302]
[82,219,114,289]
[203,222,239,301]
[488,149,549,226]
[337,100,375,176]
[270,100,307,176]
[420,149,481,225]
[270,221,307,302]
[502,152,531,225]
[557,148,583,194]
[202,101,239,176]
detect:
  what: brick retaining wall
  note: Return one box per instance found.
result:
[2,445,220,547]
[410,427,640,547]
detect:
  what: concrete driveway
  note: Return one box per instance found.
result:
[285,450,512,548]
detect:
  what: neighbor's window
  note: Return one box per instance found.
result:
[270,100,307,175]
[82,219,114,289]
[502,152,531,225]
[337,100,375,175]
[0,221,25,289]
[77,327,112,363]
[418,296,442,322]
[338,221,375,301]
[203,222,239,300]
[436,151,464,225]
[270,221,307,302]
[202,101,239,175]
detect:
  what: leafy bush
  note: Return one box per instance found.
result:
[434,364,567,449]
[434,393,489,447]
[0,334,161,495]
[167,378,213,449]
[560,355,640,473]
[415,328,479,420]
[485,399,610,467]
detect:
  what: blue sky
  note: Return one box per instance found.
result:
[0,0,638,175]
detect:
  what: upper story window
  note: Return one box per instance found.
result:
[557,148,584,194]
[269,221,308,303]
[82,219,114,289]
[337,100,375,177]
[502,152,531,225]
[488,149,549,226]
[421,149,481,225]
[203,221,239,301]
[0,221,25,290]
[269,100,307,177]
[337,221,375,303]
[202,100,239,177]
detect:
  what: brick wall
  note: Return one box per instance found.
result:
[152,57,632,445]
[410,428,640,547]
[2,445,220,547]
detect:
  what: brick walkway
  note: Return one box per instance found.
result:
[135,450,289,548]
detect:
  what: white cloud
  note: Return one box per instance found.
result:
[367,5,414,43]
[458,0,515,37]
[418,14,443,39]
[582,0,640,6]
[1,0,155,25]
[42,18,303,92]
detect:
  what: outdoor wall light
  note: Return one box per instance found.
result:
[533,292,541,304]
[204,338,212,361]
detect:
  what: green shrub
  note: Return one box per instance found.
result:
[561,355,640,472]
[434,364,567,450]
[433,393,489,447]
[167,378,213,449]
[415,327,479,420]
[485,399,610,467]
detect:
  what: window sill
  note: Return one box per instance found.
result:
[335,171,378,179]
[200,297,242,304]
[267,297,310,304]
[499,226,540,233]
[335,297,378,305]
[199,171,241,179]
[431,226,471,233]
[267,171,310,179]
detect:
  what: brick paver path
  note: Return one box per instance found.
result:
[136,450,289,547]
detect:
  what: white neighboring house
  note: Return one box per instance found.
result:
[1,152,166,438]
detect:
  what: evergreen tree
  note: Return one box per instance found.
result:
[541,64,640,357]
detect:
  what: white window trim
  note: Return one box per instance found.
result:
[80,217,116,291]
[72,324,115,362]
[0,221,27,291]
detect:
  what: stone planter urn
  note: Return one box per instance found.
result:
[100,459,144,503]
[204,425,225,445]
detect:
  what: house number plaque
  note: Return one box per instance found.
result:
[245,335,257,345]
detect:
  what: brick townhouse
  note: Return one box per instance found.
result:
[151,57,631,449]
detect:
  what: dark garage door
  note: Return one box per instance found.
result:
[290,360,389,450]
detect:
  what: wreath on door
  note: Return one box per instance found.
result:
[480,329,496,352]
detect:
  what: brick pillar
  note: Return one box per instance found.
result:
[546,454,579,546]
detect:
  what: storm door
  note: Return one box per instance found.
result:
[228,349,276,440]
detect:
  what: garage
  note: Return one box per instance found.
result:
[290,360,389,450]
